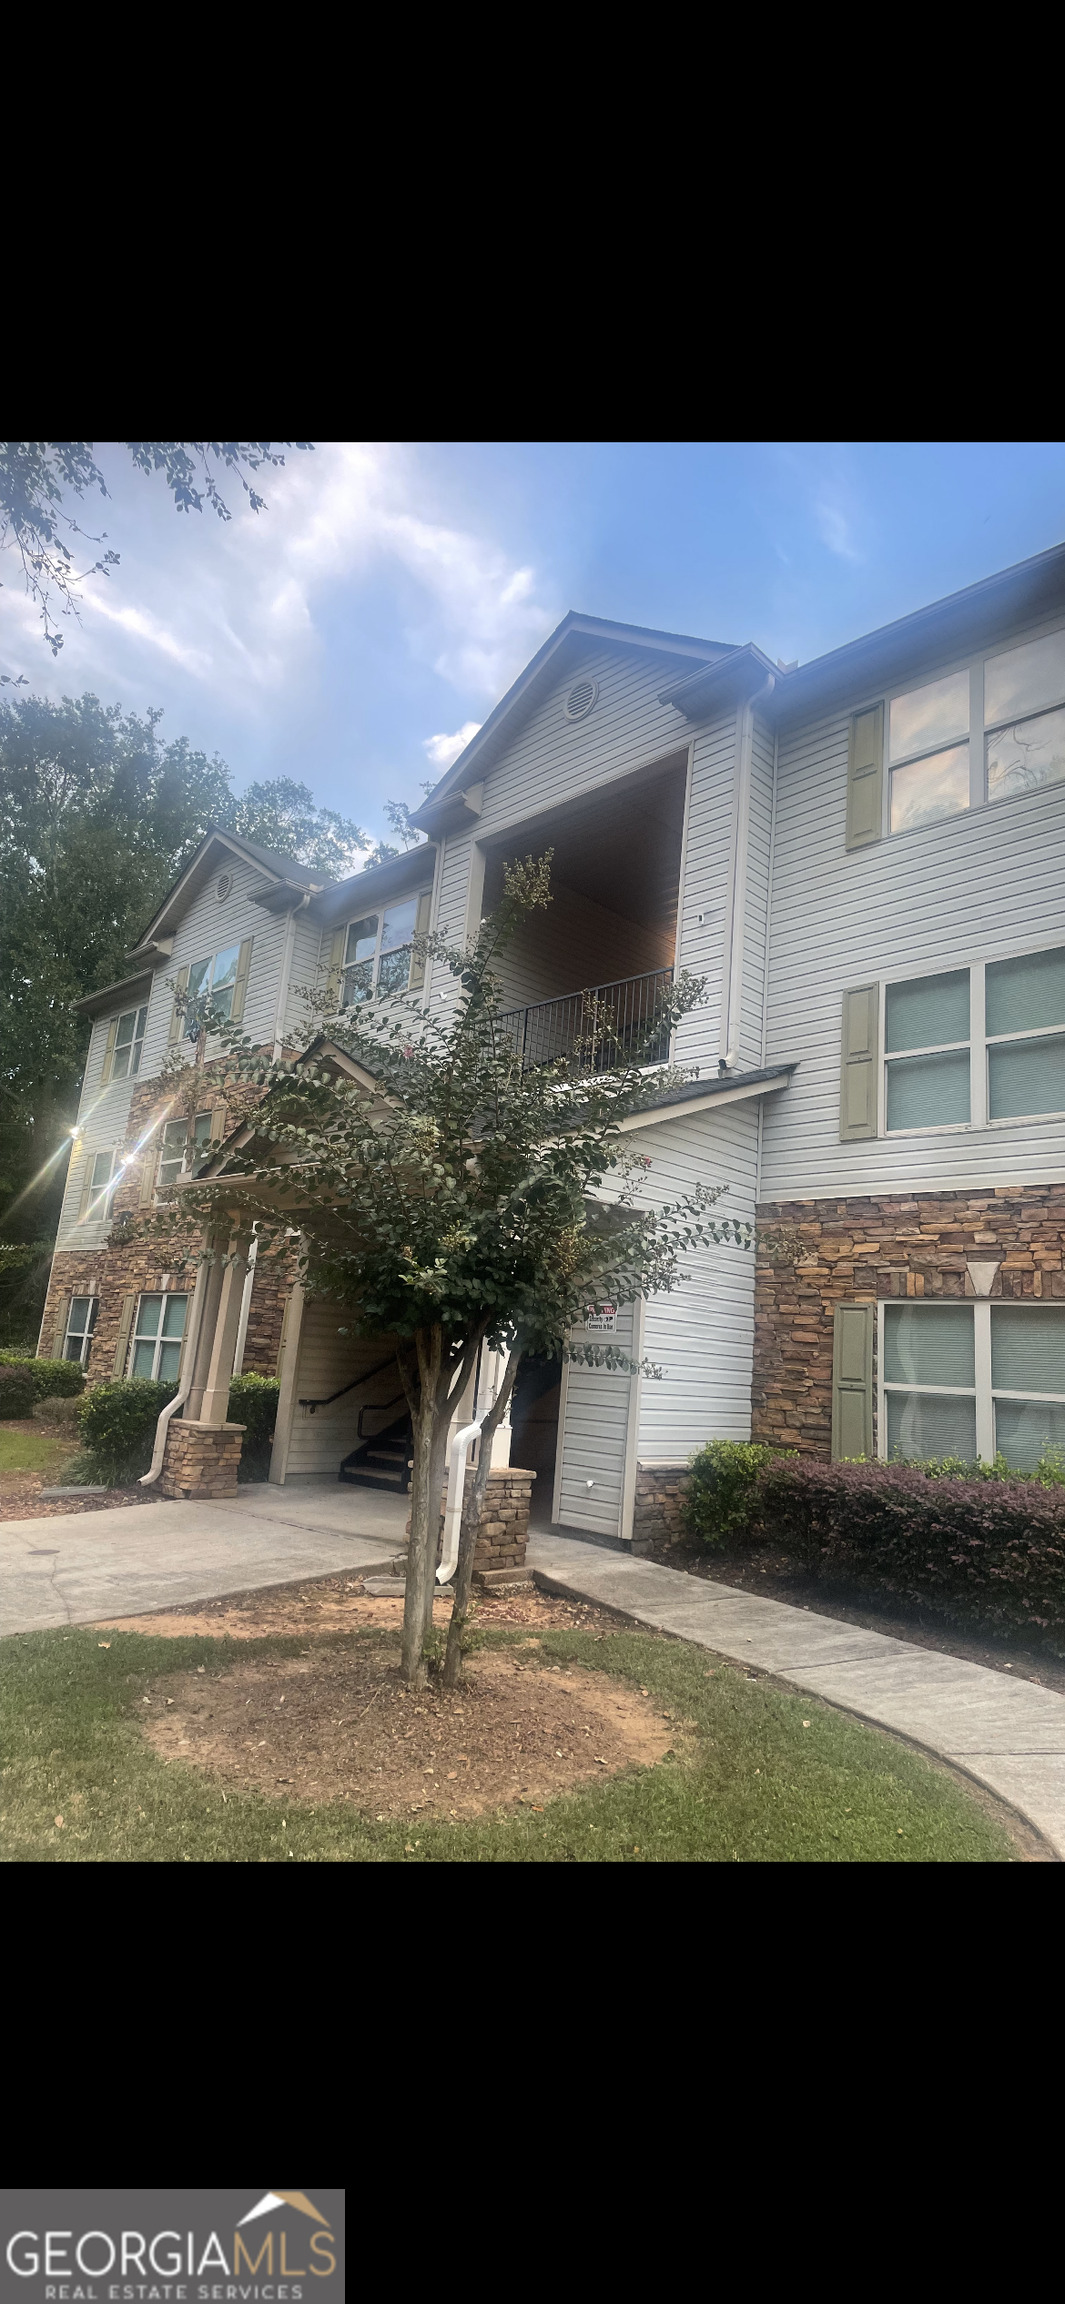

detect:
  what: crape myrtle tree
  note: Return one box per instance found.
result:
[145,857,755,1688]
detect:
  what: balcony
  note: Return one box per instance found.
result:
[498,967,674,1073]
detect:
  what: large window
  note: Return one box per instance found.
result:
[63,1296,97,1366]
[129,1293,187,1381]
[185,944,241,1033]
[157,1112,213,1192]
[886,625,1065,834]
[341,896,426,1004]
[882,943,1065,1131]
[105,1003,147,1082]
[880,1301,1065,1470]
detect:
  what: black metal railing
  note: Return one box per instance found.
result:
[497,968,674,1074]
[299,1350,401,1415]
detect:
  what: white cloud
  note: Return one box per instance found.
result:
[814,494,862,563]
[423,721,482,772]
[0,441,560,719]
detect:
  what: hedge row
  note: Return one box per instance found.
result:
[0,1352,86,1417]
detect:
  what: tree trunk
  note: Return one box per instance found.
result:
[442,1348,521,1689]
[401,1327,443,1684]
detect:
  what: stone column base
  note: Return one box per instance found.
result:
[159,1418,246,1500]
[632,1463,691,1556]
[407,1467,536,1583]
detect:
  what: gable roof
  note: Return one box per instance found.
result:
[412,610,738,829]
[127,826,336,960]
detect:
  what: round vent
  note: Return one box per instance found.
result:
[564,677,599,722]
[216,871,233,901]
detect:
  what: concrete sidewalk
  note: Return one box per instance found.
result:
[529,1531,1065,1859]
[0,1482,411,1635]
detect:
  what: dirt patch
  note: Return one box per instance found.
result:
[141,1641,672,1818]
[0,1419,159,1522]
[95,1571,617,1640]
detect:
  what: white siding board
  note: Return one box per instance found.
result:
[762,693,1065,1196]
[556,1301,636,1537]
[632,1102,759,1458]
[136,852,288,1081]
[474,647,696,841]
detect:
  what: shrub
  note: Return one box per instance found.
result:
[889,1448,1065,1486]
[754,1456,1065,1636]
[0,1364,36,1419]
[32,1394,82,1427]
[76,1379,178,1484]
[0,1351,85,1402]
[228,1373,280,1481]
[682,1439,795,1548]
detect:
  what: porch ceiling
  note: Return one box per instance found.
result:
[482,752,688,933]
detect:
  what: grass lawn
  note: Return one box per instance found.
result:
[0,1620,1021,1862]
[0,1428,67,1475]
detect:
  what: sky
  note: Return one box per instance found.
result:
[3,440,1065,852]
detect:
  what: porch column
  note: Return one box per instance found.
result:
[183,1230,229,1422]
[198,1231,253,1426]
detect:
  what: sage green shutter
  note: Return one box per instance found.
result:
[138,1136,158,1206]
[832,1303,874,1460]
[53,1296,72,1358]
[209,1102,228,1152]
[229,937,253,1025]
[76,1149,94,1221]
[845,703,884,850]
[168,963,190,1045]
[320,925,346,1006]
[100,1014,119,1084]
[113,1293,137,1377]
[407,888,433,991]
[840,983,880,1140]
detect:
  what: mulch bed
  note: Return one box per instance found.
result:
[141,1639,671,1819]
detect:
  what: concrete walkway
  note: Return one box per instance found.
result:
[529,1530,1065,1858]
[0,1482,411,1635]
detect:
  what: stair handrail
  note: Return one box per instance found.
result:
[299,1349,408,1415]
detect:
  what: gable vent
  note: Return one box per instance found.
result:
[564,677,599,722]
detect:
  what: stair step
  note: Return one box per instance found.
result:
[339,1466,406,1492]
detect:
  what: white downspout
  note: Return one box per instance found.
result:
[139,1258,211,1486]
[719,674,775,1073]
[436,1344,516,1584]
[273,892,310,1058]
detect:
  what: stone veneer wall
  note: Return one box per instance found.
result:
[754,1184,1065,1460]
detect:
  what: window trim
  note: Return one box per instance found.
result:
[339,888,433,1007]
[878,943,1065,1137]
[109,1001,148,1082]
[866,611,1065,840]
[183,943,242,1038]
[127,1290,189,1382]
[63,1295,98,1367]
[877,1298,1065,1467]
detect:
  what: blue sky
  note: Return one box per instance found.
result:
[4,441,1065,850]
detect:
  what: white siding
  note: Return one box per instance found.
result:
[284,1303,406,1479]
[474,646,701,841]
[55,1011,138,1250]
[283,905,331,1040]
[556,1301,637,1539]
[672,712,740,1074]
[761,693,1065,1196]
[136,850,290,1082]
[737,712,775,1071]
[633,1101,759,1458]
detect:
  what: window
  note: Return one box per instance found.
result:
[157,1112,213,1192]
[186,944,241,1033]
[860,623,1065,838]
[81,1149,119,1218]
[106,1003,147,1082]
[341,896,426,1005]
[880,1301,1065,1471]
[129,1293,187,1381]
[63,1296,97,1366]
[880,944,1065,1133]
